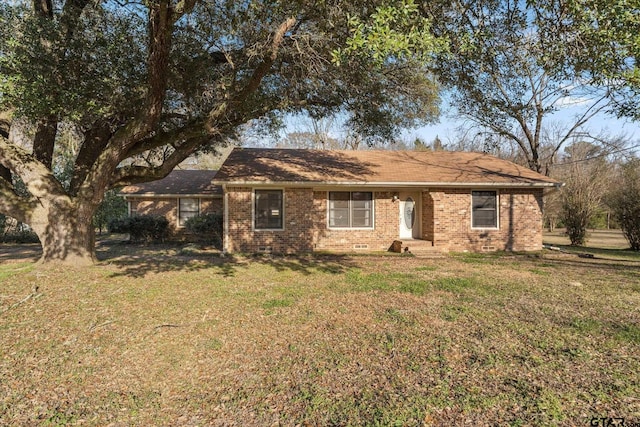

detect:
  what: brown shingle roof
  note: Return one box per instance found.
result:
[214,148,560,187]
[120,170,221,196]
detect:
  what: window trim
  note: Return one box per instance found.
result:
[327,191,375,230]
[128,200,138,217]
[471,190,499,230]
[253,188,285,231]
[178,197,200,228]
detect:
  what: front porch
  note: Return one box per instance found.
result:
[391,238,442,257]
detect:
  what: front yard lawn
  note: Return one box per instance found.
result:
[1,248,638,426]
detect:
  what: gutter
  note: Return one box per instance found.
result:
[119,193,223,198]
[547,182,565,192]
[222,184,229,255]
[212,180,560,189]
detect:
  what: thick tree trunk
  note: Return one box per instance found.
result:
[29,201,97,266]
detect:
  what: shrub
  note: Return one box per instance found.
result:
[0,216,40,243]
[184,213,223,248]
[107,215,170,243]
[108,217,130,234]
[562,196,590,246]
[608,159,640,251]
[1,230,40,244]
[94,190,128,235]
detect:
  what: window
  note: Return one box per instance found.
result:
[472,191,498,228]
[255,190,283,229]
[128,201,138,217]
[178,198,199,227]
[328,191,373,228]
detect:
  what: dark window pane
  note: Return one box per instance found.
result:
[329,208,350,227]
[352,209,371,227]
[352,192,372,201]
[472,210,496,228]
[472,191,497,228]
[255,190,283,229]
[473,193,496,210]
[328,191,373,228]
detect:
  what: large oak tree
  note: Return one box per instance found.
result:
[422,0,614,175]
[534,0,640,120]
[0,0,442,264]
[341,0,637,175]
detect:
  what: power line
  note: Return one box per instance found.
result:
[548,143,640,167]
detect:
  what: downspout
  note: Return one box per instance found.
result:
[223,184,229,255]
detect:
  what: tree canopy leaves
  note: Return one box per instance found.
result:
[534,0,640,119]
[422,0,614,174]
[0,0,444,263]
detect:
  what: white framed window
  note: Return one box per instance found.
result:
[178,198,200,227]
[471,190,498,229]
[254,189,284,230]
[328,191,374,229]
[128,201,138,217]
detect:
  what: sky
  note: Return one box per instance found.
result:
[403,104,640,152]
[276,106,640,157]
[274,87,640,156]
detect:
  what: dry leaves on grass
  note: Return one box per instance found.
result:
[0,251,638,426]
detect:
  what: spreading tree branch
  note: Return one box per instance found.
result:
[123,119,206,159]
[0,179,34,224]
[110,135,211,187]
[69,120,113,195]
[32,117,58,169]
[77,0,177,203]
[205,17,297,131]
[33,0,53,17]
[0,135,66,201]
[31,0,93,169]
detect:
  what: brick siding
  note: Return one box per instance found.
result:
[426,188,543,251]
[225,187,315,253]
[224,187,544,253]
[313,191,398,252]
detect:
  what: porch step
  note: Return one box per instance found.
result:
[397,240,445,258]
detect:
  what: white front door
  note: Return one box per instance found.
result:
[399,196,417,239]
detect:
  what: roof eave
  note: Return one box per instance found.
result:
[119,193,223,198]
[213,180,559,188]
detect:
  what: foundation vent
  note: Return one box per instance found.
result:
[353,244,369,250]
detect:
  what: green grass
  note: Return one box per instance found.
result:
[550,244,640,261]
[433,276,475,293]
[614,323,640,344]
[0,246,638,426]
[0,262,34,281]
[262,298,294,311]
[543,229,640,262]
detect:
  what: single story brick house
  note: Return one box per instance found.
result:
[120,170,222,234]
[213,148,561,253]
